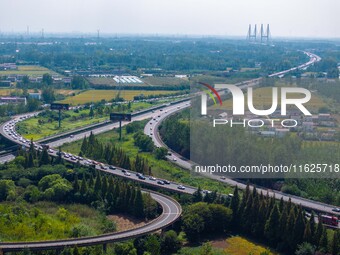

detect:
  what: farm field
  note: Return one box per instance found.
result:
[0,65,60,77]
[58,89,179,105]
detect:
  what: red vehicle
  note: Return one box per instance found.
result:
[319,215,338,226]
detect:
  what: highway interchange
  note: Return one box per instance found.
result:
[0,50,339,252]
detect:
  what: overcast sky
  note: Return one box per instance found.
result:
[0,0,339,38]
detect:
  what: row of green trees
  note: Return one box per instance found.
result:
[80,132,152,175]
[230,185,339,254]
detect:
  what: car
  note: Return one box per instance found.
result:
[157,180,165,185]
[71,156,77,160]
[109,165,116,170]
[122,169,126,173]
[138,175,146,180]
[124,171,131,176]
[163,180,171,185]
[100,164,107,170]
[332,208,340,213]
[150,122,152,125]
[177,185,185,190]
[220,176,226,180]
[149,176,156,181]
[69,135,74,138]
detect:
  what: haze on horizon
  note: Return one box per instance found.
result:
[0,0,339,38]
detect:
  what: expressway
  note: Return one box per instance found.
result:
[145,106,340,219]
[0,49,337,252]
[0,191,182,252]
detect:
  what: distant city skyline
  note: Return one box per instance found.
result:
[0,0,339,38]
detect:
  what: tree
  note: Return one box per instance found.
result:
[80,136,88,154]
[182,213,204,242]
[295,242,316,255]
[80,177,88,197]
[41,87,55,103]
[71,76,88,89]
[314,220,324,247]
[161,230,181,255]
[134,188,144,218]
[27,98,40,112]
[154,147,168,160]
[192,187,203,202]
[293,207,306,249]
[331,230,340,255]
[230,186,239,228]
[303,221,312,243]
[22,75,29,85]
[144,235,161,255]
[0,180,16,201]
[89,107,94,118]
[208,204,232,233]
[114,242,137,255]
[39,147,50,166]
[319,228,328,253]
[42,73,53,85]
[199,242,213,255]
[264,205,280,244]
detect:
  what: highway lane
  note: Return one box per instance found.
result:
[0,153,15,163]
[0,191,182,252]
[0,49,332,252]
[143,52,340,222]
[146,103,340,220]
[0,104,196,195]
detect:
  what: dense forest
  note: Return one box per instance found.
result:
[0,37,308,73]
[0,145,159,234]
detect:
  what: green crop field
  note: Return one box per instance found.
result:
[58,89,179,105]
[0,65,60,77]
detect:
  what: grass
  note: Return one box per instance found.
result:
[178,236,277,255]
[61,120,234,195]
[223,236,276,255]
[16,102,157,140]
[211,87,327,114]
[16,109,108,140]
[0,65,60,77]
[58,90,180,105]
[0,201,114,241]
